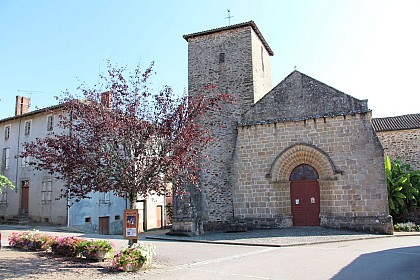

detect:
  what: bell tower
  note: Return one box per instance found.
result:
[172,21,273,234]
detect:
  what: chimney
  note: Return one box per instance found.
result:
[100,92,112,108]
[15,96,31,116]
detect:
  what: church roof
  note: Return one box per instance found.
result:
[371,113,420,132]
[183,21,274,56]
[241,71,370,126]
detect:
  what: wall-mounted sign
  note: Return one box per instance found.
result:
[123,209,139,239]
[295,199,300,205]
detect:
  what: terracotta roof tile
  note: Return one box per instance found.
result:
[372,113,420,132]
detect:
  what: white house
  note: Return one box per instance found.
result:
[0,96,167,234]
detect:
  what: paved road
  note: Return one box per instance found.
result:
[1,225,419,279]
[126,236,420,280]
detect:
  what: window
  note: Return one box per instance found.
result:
[85,217,91,223]
[219,52,225,63]
[2,148,10,169]
[41,180,52,204]
[0,190,7,204]
[4,125,10,140]
[99,191,111,204]
[47,115,54,131]
[21,146,29,167]
[290,164,319,181]
[24,120,31,135]
[261,46,265,72]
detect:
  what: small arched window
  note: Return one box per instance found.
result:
[290,164,319,181]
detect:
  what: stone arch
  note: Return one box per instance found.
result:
[269,143,340,182]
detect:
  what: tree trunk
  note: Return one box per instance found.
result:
[128,190,138,246]
[129,190,137,209]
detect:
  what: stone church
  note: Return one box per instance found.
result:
[172,21,393,235]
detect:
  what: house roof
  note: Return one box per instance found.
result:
[183,21,274,56]
[371,113,420,132]
[0,103,64,124]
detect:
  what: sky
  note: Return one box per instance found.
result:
[0,0,419,119]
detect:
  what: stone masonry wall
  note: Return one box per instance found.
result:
[376,128,420,169]
[242,71,369,125]
[251,28,272,103]
[233,113,393,234]
[179,25,272,231]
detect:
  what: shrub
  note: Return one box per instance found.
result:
[51,236,84,257]
[393,222,420,232]
[385,156,420,218]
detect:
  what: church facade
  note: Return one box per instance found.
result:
[172,21,393,235]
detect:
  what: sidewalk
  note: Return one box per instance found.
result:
[144,227,420,247]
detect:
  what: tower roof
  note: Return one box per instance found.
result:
[183,21,274,56]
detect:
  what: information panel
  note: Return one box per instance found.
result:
[123,209,139,239]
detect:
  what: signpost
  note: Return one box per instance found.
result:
[123,209,139,242]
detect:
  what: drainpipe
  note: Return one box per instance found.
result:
[15,119,22,195]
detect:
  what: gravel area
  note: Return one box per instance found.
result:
[0,247,113,280]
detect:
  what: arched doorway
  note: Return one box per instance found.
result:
[290,164,320,226]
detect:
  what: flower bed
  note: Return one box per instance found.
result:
[8,230,55,251]
[8,230,154,272]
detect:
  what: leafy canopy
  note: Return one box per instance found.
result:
[0,175,15,193]
[385,155,420,218]
[23,61,233,206]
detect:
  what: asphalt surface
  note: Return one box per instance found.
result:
[1,224,420,280]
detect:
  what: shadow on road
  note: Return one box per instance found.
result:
[332,246,420,280]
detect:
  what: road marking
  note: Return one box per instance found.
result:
[172,247,279,269]
[185,267,276,279]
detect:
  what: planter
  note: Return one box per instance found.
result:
[122,262,143,272]
[83,250,110,262]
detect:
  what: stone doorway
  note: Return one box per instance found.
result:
[290,164,320,226]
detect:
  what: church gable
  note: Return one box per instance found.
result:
[242,71,369,125]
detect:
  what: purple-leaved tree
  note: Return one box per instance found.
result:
[23,61,232,211]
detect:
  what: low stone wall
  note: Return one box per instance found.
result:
[321,214,393,234]
[170,218,204,236]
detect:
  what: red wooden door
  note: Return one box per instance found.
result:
[290,181,320,226]
[20,181,29,214]
[290,164,320,226]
